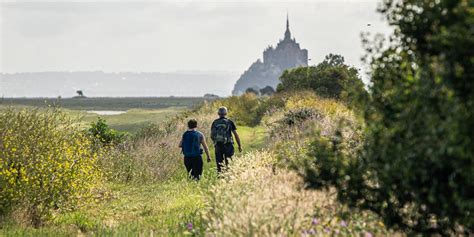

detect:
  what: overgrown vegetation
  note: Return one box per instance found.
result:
[88,117,127,145]
[2,1,471,235]
[99,110,216,183]
[1,92,384,236]
[202,93,387,236]
[277,54,368,109]
[300,0,473,235]
[0,109,102,227]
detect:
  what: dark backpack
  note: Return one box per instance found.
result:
[182,131,202,157]
[212,119,232,144]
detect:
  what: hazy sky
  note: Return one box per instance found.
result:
[0,0,392,74]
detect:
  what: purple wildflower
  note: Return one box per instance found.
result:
[340,220,348,227]
[311,218,319,225]
[308,229,316,235]
[187,222,193,231]
[365,232,373,237]
[324,228,331,233]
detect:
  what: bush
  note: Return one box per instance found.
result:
[280,108,319,126]
[202,150,391,236]
[302,0,474,234]
[277,54,368,109]
[88,117,127,145]
[266,93,364,190]
[0,108,101,226]
[214,93,261,126]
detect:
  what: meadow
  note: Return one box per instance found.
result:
[0,97,207,111]
[0,97,210,134]
[0,92,393,236]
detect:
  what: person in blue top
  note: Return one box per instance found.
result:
[179,119,211,180]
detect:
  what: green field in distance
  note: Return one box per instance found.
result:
[0,97,215,134]
[0,97,209,111]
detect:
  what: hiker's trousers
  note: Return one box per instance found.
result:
[184,156,203,180]
[215,143,234,173]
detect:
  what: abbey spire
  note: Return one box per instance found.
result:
[284,13,291,41]
[232,14,308,95]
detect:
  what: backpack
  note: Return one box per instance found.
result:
[212,119,232,144]
[182,131,202,157]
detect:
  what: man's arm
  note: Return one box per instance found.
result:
[232,130,242,152]
[201,135,211,162]
[178,137,183,148]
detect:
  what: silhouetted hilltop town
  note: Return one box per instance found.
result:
[232,15,308,95]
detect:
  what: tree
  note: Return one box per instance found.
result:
[76,90,84,97]
[259,86,275,96]
[245,87,260,95]
[303,0,473,234]
[278,54,368,108]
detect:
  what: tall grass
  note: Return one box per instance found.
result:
[201,92,389,236]
[101,109,217,183]
[201,150,392,236]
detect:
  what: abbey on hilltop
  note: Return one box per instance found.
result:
[232,15,308,95]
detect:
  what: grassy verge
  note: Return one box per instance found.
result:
[0,124,267,236]
[1,92,395,236]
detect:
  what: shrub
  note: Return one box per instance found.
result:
[0,108,101,226]
[266,93,364,190]
[88,117,127,145]
[280,108,319,126]
[214,93,261,126]
[202,150,391,236]
[277,54,368,109]
[302,0,474,234]
[203,93,383,235]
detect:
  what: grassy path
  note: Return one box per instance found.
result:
[1,125,267,236]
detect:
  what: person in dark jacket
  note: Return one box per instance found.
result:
[211,106,242,173]
[179,119,211,180]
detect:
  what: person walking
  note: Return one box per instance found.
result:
[211,106,242,173]
[179,119,211,180]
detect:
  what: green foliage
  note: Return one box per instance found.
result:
[280,108,318,126]
[277,54,368,108]
[303,0,474,234]
[1,91,393,236]
[259,86,275,96]
[0,108,101,226]
[215,93,262,126]
[88,117,127,145]
[245,87,259,95]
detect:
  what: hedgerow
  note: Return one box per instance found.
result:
[301,0,474,234]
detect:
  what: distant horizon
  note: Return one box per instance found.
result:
[1,1,392,97]
[0,71,240,98]
[0,95,215,99]
[0,69,241,75]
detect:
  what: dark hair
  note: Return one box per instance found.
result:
[187,119,197,129]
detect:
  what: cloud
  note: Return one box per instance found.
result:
[0,1,391,73]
